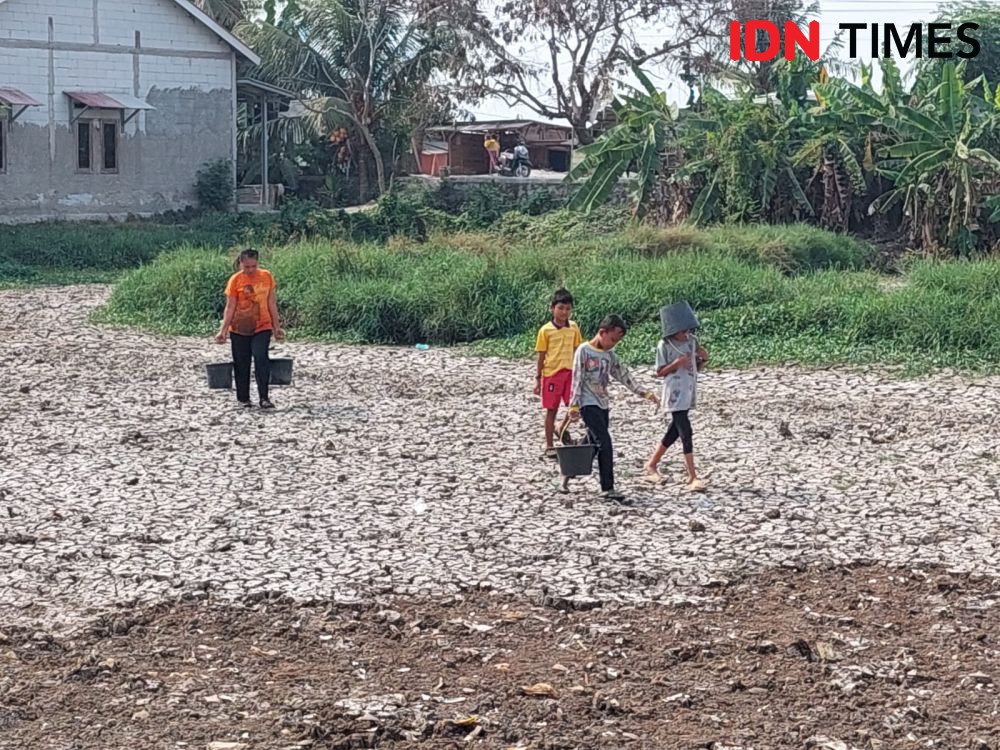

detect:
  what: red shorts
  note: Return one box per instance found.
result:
[541,369,573,410]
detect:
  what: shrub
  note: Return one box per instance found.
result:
[517,188,560,216]
[462,184,507,227]
[195,159,235,212]
[98,247,231,334]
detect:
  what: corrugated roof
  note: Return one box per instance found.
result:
[65,91,155,110]
[425,119,572,135]
[0,87,42,107]
[237,79,296,99]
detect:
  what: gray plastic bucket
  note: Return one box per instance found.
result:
[269,357,293,386]
[556,443,595,477]
[206,362,233,389]
[660,300,700,338]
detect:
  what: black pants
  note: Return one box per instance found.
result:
[662,410,693,454]
[582,406,615,491]
[231,330,271,403]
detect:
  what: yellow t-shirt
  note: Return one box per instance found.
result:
[535,320,582,377]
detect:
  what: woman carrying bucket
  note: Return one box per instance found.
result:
[214,248,284,409]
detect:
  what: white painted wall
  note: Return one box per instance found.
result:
[0,0,241,221]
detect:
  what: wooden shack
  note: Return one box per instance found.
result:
[419,119,574,176]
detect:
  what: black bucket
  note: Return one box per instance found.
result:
[555,443,596,478]
[269,357,293,386]
[206,362,233,389]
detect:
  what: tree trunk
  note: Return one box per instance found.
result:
[355,123,386,198]
[574,124,595,147]
[356,141,372,203]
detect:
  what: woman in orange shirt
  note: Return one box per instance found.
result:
[215,248,285,409]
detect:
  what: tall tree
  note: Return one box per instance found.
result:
[423,0,727,145]
[918,1,1000,86]
[239,0,458,200]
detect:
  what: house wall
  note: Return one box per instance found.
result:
[0,0,236,221]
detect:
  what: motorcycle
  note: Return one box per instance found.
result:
[497,151,532,178]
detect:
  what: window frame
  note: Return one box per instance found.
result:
[75,116,122,174]
[76,119,93,173]
[0,118,7,175]
[99,119,119,174]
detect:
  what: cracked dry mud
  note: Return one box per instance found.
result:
[2,285,999,749]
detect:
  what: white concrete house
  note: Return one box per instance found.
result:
[0,0,262,221]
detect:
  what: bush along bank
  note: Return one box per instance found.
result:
[96,225,1000,373]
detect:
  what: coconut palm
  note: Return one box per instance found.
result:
[195,0,258,29]
[238,0,455,200]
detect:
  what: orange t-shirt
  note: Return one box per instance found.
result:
[225,269,275,335]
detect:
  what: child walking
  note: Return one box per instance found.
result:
[534,288,583,458]
[643,316,709,492]
[568,314,659,501]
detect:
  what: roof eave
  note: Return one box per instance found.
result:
[170,0,261,65]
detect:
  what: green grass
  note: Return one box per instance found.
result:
[0,214,254,273]
[0,268,123,288]
[99,224,866,343]
[9,211,999,374]
[90,225,1000,374]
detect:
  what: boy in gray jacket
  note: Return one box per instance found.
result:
[568,314,659,501]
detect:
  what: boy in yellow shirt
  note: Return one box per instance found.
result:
[534,288,583,458]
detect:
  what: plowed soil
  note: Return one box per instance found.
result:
[2,565,999,750]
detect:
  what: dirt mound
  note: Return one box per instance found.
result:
[2,565,999,749]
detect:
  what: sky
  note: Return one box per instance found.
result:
[467,1,955,124]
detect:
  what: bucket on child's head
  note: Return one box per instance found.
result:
[660,300,700,338]
[269,357,293,386]
[555,443,596,478]
[206,362,233,389]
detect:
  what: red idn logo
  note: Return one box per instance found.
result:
[730,20,821,61]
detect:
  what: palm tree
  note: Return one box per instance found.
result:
[238,0,455,200]
[195,0,257,29]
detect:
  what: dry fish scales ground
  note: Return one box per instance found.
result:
[1,285,1000,629]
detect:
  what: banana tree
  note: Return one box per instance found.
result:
[674,89,814,224]
[566,66,679,219]
[872,62,1000,252]
[792,58,907,231]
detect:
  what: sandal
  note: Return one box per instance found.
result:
[544,447,558,460]
[260,399,275,410]
[686,478,708,493]
[641,468,667,484]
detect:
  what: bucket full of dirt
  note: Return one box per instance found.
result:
[269,357,293,386]
[206,362,233,389]
[555,442,595,478]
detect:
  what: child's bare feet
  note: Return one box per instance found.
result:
[641,464,666,484]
